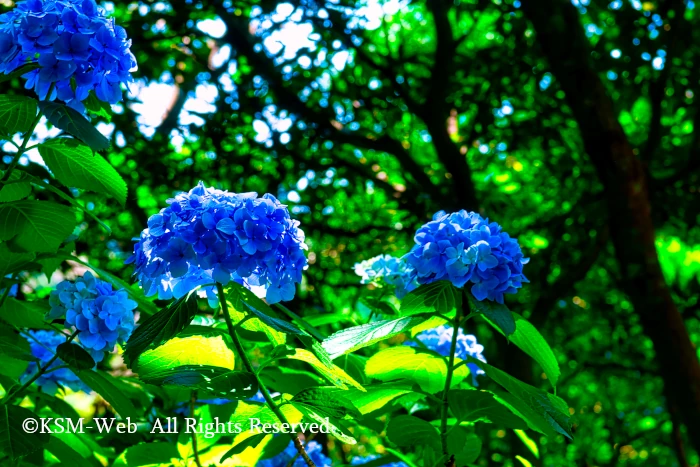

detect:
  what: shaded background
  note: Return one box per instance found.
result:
[3,0,700,465]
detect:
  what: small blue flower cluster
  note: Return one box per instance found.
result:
[404,210,529,303]
[259,440,331,467]
[351,454,409,467]
[0,0,136,112]
[409,325,486,385]
[127,182,308,305]
[354,254,416,298]
[48,271,136,362]
[22,330,85,393]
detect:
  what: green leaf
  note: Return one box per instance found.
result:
[448,389,528,430]
[220,433,267,463]
[292,387,362,419]
[365,346,469,394]
[0,95,38,136]
[0,201,76,253]
[123,291,199,365]
[139,364,257,399]
[465,357,573,439]
[0,405,49,460]
[83,92,112,122]
[0,172,32,203]
[322,315,429,359]
[0,297,51,329]
[39,139,127,205]
[283,348,365,391]
[386,415,440,450]
[0,244,35,276]
[297,407,357,444]
[38,101,110,152]
[447,427,482,465]
[0,326,33,361]
[76,370,140,419]
[326,382,414,415]
[117,442,179,466]
[56,342,95,370]
[484,312,560,387]
[260,366,325,395]
[134,334,235,378]
[227,282,303,335]
[468,295,516,336]
[400,281,461,315]
[46,436,92,467]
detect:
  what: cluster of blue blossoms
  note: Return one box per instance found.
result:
[404,210,529,303]
[351,455,408,467]
[354,254,416,298]
[0,0,136,112]
[22,330,85,393]
[259,440,331,467]
[48,271,136,362]
[127,182,308,305]
[408,325,487,385]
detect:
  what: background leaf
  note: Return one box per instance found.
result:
[386,415,440,450]
[0,200,75,253]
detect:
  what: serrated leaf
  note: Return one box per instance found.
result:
[220,433,267,463]
[56,342,95,370]
[468,294,516,336]
[322,315,429,359]
[0,172,31,203]
[0,297,51,329]
[465,357,573,439]
[448,389,528,430]
[227,282,303,335]
[326,382,413,415]
[283,348,365,391]
[38,101,110,151]
[39,139,126,205]
[400,281,461,316]
[386,415,440,450]
[0,95,38,136]
[297,407,357,444]
[120,442,180,466]
[0,405,50,459]
[485,312,560,388]
[123,291,199,365]
[76,370,139,419]
[292,387,362,419]
[365,346,469,394]
[447,427,482,465]
[0,200,75,253]
[139,364,257,398]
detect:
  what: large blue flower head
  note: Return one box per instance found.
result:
[126,182,308,305]
[0,0,136,112]
[22,330,85,393]
[351,454,409,467]
[403,210,529,303]
[408,325,486,385]
[47,271,136,362]
[258,440,331,467]
[354,254,416,298]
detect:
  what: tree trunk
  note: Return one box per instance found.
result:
[521,0,700,453]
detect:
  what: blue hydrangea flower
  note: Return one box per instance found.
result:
[0,0,136,112]
[354,254,416,298]
[259,440,331,467]
[22,330,85,393]
[408,325,486,385]
[351,454,409,467]
[173,397,234,416]
[126,182,308,306]
[47,271,136,362]
[403,210,529,303]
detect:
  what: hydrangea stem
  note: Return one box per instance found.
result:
[189,390,203,467]
[440,308,461,455]
[216,283,317,467]
[0,106,43,183]
[6,330,78,404]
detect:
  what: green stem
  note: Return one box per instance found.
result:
[7,330,78,403]
[440,307,461,455]
[190,390,203,467]
[1,109,43,183]
[216,283,316,467]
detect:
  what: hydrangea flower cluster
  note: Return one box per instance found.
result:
[408,325,487,385]
[259,440,331,467]
[403,210,529,303]
[22,330,85,393]
[126,182,308,305]
[351,454,408,467]
[354,254,416,298]
[48,271,136,362]
[0,0,136,112]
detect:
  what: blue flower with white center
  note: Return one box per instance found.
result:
[126,182,308,306]
[0,0,136,112]
[354,254,417,298]
[22,330,86,393]
[408,325,487,385]
[258,440,331,467]
[47,271,136,362]
[351,454,409,467]
[403,210,529,303]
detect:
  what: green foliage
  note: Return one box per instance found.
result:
[37,102,110,152]
[56,342,95,370]
[0,201,75,253]
[0,95,37,137]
